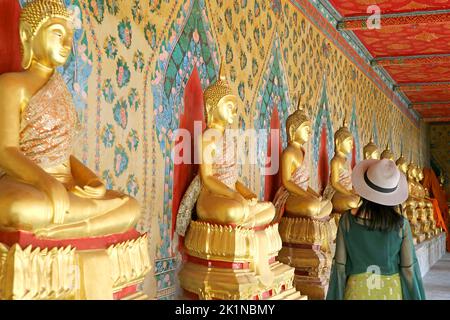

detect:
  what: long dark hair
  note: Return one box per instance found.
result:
[354,198,404,232]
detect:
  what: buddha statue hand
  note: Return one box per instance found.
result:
[71,178,106,199]
[37,175,70,224]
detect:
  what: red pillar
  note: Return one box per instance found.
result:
[0,0,22,74]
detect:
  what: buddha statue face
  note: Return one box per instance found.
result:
[334,120,353,155]
[211,95,238,126]
[20,0,73,70]
[363,140,379,160]
[338,136,354,154]
[380,145,394,161]
[293,122,311,144]
[286,105,310,145]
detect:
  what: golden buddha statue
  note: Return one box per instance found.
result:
[396,152,408,175]
[273,102,332,221]
[362,137,379,160]
[323,118,360,214]
[396,153,409,218]
[274,101,334,300]
[176,64,302,300]
[404,163,425,243]
[0,0,140,239]
[0,0,150,300]
[380,143,395,161]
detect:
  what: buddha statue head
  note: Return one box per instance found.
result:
[203,63,238,127]
[407,162,417,181]
[417,166,424,182]
[334,117,353,155]
[19,0,73,70]
[395,152,408,174]
[286,98,311,145]
[380,143,394,161]
[363,137,379,160]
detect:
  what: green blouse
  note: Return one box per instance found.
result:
[326,212,426,300]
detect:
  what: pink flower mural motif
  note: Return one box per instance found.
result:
[116,57,130,88]
[193,29,200,43]
[88,0,104,23]
[113,99,128,129]
[118,17,132,49]
[113,145,129,177]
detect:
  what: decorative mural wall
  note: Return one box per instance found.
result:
[12,0,430,299]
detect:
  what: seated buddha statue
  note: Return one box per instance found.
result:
[405,163,424,242]
[195,68,275,229]
[380,143,395,161]
[396,153,409,218]
[177,64,280,290]
[323,120,360,214]
[362,137,379,160]
[273,102,332,221]
[0,0,140,239]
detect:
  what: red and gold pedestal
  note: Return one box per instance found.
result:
[277,215,335,300]
[179,221,306,300]
[0,229,151,300]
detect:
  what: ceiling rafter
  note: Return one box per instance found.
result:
[337,10,450,31]
[371,54,450,67]
[394,82,450,92]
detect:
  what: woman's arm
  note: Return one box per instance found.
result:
[326,213,348,300]
[399,219,426,300]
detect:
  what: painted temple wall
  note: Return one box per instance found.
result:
[12,0,430,298]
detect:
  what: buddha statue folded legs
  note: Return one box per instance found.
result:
[0,0,150,299]
[175,64,304,300]
[272,102,334,299]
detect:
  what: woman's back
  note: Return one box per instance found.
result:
[342,212,404,276]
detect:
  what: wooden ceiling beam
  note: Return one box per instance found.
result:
[423,116,450,123]
[394,82,450,92]
[371,54,450,67]
[337,11,450,31]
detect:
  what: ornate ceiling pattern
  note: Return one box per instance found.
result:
[327,0,450,122]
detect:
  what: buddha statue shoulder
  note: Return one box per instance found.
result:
[323,118,360,213]
[0,0,140,239]
[272,101,332,222]
[363,137,379,160]
[380,143,395,161]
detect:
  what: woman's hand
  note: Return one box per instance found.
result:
[38,176,70,224]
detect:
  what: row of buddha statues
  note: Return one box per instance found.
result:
[174,65,444,300]
[0,0,443,300]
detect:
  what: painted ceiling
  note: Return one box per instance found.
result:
[328,0,450,122]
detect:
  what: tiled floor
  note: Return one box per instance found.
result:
[423,253,450,300]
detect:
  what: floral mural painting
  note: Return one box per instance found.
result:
[116,57,131,88]
[254,35,291,199]
[151,0,219,260]
[118,17,133,49]
[113,98,129,129]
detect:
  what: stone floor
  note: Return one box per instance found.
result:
[423,253,450,300]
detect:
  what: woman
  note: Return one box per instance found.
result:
[326,159,426,300]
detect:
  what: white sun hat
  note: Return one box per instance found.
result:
[351,159,408,206]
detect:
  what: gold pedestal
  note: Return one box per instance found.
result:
[0,230,151,300]
[179,221,306,300]
[277,216,335,300]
